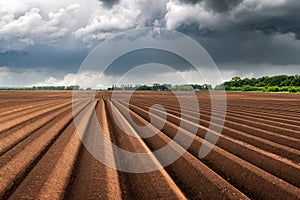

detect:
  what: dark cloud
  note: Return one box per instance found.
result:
[205,0,243,12]
[0,44,88,72]
[235,2,300,38]
[177,25,300,68]
[177,0,300,38]
[104,48,195,75]
[1,0,300,87]
[179,0,243,12]
[179,0,200,4]
[170,0,300,70]
[98,0,120,8]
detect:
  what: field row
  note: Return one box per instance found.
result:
[0,91,299,199]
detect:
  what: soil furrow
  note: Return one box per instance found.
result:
[0,101,72,133]
[125,100,300,163]
[65,100,123,200]
[0,101,89,198]
[0,102,75,156]
[114,100,300,199]
[122,100,300,186]
[113,99,249,200]
[106,99,187,200]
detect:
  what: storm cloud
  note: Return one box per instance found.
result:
[0,0,299,87]
[104,48,195,76]
[98,0,120,8]
[179,0,243,12]
[167,0,300,37]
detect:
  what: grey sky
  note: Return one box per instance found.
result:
[0,0,299,87]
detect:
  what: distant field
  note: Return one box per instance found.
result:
[0,91,299,199]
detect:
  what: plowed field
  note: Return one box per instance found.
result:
[0,91,299,200]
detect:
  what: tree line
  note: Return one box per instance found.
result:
[0,85,81,90]
[1,75,300,93]
[215,75,300,93]
[108,83,212,91]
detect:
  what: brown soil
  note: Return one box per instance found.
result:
[0,91,299,200]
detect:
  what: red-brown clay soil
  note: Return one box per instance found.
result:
[0,90,299,200]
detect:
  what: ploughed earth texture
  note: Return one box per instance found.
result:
[0,91,299,200]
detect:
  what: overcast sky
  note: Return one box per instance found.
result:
[0,0,300,88]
